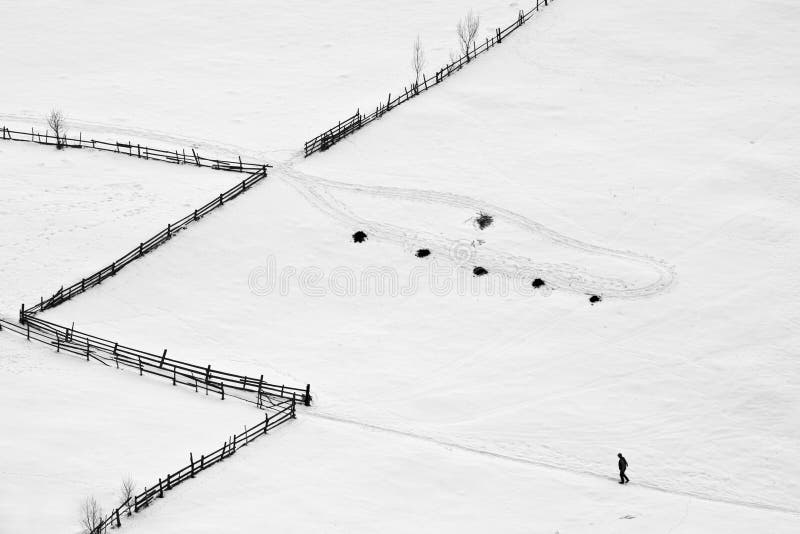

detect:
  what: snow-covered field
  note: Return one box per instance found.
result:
[0,333,256,534]
[2,0,800,532]
[0,141,238,315]
[1,0,521,159]
[117,416,799,534]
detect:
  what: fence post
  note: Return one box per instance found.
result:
[19,303,25,324]
[138,354,143,376]
[264,413,269,434]
[167,473,172,490]
[172,366,176,385]
[159,349,167,368]
[139,243,143,256]
[86,342,90,361]
[56,333,60,352]
[219,193,223,206]
[221,382,225,400]
[158,478,163,498]
[257,374,264,408]
[190,452,195,477]
[200,454,205,470]
[115,508,121,528]
[194,209,198,221]
[167,223,171,237]
[291,394,296,418]
[305,384,311,406]
[111,262,116,275]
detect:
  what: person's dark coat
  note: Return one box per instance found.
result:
[618,455,628,471]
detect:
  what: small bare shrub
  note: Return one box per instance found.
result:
[475,211,494,230]
[457,11,481,62]
[47,109,66,149]
[412,35,426,92]
[119,477,136,515]
[80,496,104,534]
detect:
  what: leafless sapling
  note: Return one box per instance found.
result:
[456,10,481,62]
[46,109,66,149]
[119,477,136,515]
[79,496,103,534]
[412,35,426,93]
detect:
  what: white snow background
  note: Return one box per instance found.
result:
[1,0,799,532]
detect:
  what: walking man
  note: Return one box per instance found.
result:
[618,453,630,484]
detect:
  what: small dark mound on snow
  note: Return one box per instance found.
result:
[589,295,602,304]
[352,231,367,243]
[473,266,488,276]
[416,249,431,258]
[531,278,546,288]
[475,212,494,230]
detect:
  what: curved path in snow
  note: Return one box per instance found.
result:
[277,161,675,299]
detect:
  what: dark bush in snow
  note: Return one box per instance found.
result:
[475,211,494,230]
[532,278,545,288]
[473,266,488,276]
[352,231,367,243]
[589,295,602,304]
[416,249,431,258]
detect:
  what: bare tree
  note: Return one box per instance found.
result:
[119,477,136,515]
[80,496,104,534]
[412,35,426,92]
[46,109,66,149]
[456,10,481,62]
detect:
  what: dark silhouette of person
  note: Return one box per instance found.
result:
[618,453,630,484]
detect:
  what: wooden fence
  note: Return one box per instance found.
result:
[0,316,311,407]
[304,0,557,157]
[0,126,265,173]
[22,165,268,317]
[92,401,296,534]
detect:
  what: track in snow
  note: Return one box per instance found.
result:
[278,162,675,299]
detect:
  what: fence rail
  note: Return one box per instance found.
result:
[23,165,268,316]
[0,125,266,173]
[92,402,295,534]
[304,0,556,157]
[1,316,311,407]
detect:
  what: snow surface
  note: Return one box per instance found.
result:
[2,0,800,532]
[0,141,238,315]
[1,0,522,159]
[0,333,255,534]
[120,416,800,534]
